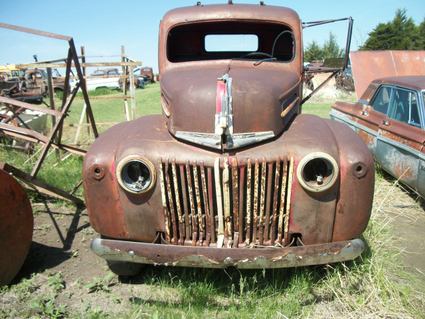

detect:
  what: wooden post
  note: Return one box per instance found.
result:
[121,45,130,121]
[129,60,136,120]
[73,103,87,146]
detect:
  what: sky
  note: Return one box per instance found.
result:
[0,0,424,73]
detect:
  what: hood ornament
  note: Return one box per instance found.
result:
[215,73,233,138]
[175,73,274,151]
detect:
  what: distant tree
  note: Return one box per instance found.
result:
[304,41,323,61]
[361,9,423,50]
[322,33,344,59]
[419,18,425,48]
[304,33,343,62]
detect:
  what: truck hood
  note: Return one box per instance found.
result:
[160,63,301,150]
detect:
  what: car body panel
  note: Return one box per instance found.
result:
[331,76,425,197]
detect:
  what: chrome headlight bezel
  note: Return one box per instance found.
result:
[116,155,156,194]
[296,152,339,193]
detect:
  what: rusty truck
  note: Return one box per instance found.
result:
[83,2,374,275]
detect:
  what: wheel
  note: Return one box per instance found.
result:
[106,261,143,277]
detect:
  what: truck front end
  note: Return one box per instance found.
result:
[83,3,374,274]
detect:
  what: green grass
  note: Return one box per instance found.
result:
[302,102,331,118]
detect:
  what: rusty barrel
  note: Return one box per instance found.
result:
[0,168,33,286]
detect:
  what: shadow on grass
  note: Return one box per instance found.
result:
[376,166,425,210]
[11,200,90,284]
[118,237,372,313]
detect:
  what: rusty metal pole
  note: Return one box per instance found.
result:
[46,67,59,159]
[81,46,91,137]
[46,67,56,126]
[68,38,98,138]
[54,48,73,159]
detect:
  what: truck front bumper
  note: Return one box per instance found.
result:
[91,238,365,269]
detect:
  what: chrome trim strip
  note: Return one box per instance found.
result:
[330,109,425,161]
[175,130,275,150]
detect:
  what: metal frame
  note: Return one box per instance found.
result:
[0,22,99,204]
[301,17,353,105]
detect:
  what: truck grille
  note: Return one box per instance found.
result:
[159,157,294,248]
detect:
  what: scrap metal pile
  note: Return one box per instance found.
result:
[0,23,98,285]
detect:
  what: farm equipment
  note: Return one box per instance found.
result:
[83,2,374,275]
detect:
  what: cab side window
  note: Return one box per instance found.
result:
[371,86,391,115]
[389,88,421,127]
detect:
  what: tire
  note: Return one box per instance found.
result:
[106,261,143,277]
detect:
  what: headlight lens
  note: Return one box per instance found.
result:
[296,152,338,192]
[116,156,156,194]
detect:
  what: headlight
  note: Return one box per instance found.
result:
[116,156,156,194]
[296,152,338,193]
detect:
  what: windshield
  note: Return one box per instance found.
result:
[167,21,295,63]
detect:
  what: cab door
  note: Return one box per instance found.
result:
[377,86,425,193]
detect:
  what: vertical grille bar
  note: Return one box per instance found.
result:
[270,160,281,244]
[238,164,245,246]
[207,167,216,243]
[200,162,211,246]
[258,159,267,245]
[264,161,274,243]
[193,164,204,245]
[283,157,294,245]
[245,159,252,245]
[171,160,185,244]
[214,158,224,247]
[252,159,260,244]
[179,164,191,240]
[165,160,178,244]
[223,158,232,247]
[158,160,171,242]
[231,158,239,247]
[186,162,197,245]
[277,159,288,244]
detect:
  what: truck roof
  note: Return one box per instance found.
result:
[161,3,300,28]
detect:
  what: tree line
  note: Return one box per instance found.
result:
[304,9,425,62]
